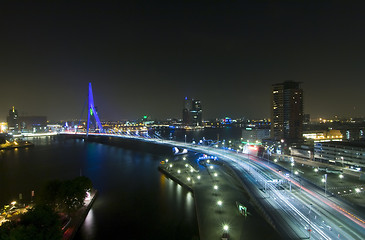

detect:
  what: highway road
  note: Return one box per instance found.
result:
[67,133,365,239]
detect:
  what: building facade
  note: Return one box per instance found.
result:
[314,141,365,171]
[6,106,47,133]
[182,97,202,126]
[271,81,303,143]
[6,106,19,131]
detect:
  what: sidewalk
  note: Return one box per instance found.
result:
[159,155,280,240]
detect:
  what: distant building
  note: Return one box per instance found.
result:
[182,97,192,125]
[314,141,365,171]
[242,128,270,143]
[18,116,47,132]
[303,129,343,142]
[182,97,203,126]
[303,114,310,123]
[271,81,303,143]
[7,106,19,131]
[6,106,47,133]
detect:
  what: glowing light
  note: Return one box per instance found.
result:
[197,175,201,179]
[217,200,222,206]
[177,170,181,174]
[223,224,229,231]
[214,173,218,177]
[214,185,218,190]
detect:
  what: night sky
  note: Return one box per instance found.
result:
[1,1,365,122]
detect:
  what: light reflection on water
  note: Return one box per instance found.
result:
[80,209,95,239]
[0,136,199,240]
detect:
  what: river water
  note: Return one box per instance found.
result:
[0,136,198,240]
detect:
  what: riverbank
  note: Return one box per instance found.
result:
[158,155,280,240]
[63,190,98,240]
[0,141,34,150]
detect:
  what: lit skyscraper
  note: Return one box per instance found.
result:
[182,97,203,126]
[271,81,303,143]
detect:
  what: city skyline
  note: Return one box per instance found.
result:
[1,2,365,121]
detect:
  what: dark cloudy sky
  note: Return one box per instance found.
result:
[1,1,365,121]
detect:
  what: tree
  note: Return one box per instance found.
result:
[0,205,62,240]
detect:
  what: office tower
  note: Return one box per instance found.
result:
[191,99,202,126]
[7,106,19,131]
[271,81,303,143]
[183,97,192,125]
[182,97,203,126]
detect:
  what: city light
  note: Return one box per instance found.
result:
[223,224,229,232]
[214,185,218,190]
[217,200,222,206]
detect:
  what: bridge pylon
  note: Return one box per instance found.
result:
[87,83,103,136]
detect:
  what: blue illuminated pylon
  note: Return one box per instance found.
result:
[87,83,103,136]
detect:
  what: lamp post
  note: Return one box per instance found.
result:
[308,203,313,239]
[322,174,327,197]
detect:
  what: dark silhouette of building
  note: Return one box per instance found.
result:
[182,97,192,125]
[182,97,203,126]
[271,81,303,143]
[6,106,19,131]
[6,106,47,132]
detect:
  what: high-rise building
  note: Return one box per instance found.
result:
[182,97,203,126]
[7,106,19,131]
[191,99,202,126]
[271,81,303,143]
[182,97,192,125]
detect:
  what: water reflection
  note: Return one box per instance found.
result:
[186,192,193,219]
[0,137,198,239]
[80,209,95,239]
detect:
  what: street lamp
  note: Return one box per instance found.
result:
[322,174,327,197]
[223,224,229,232]
[217,200,222,206]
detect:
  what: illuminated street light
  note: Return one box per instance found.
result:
[183,157,186,161]
[274,159,278,163]
[190,169,194,173]
[207,160,210,163]
[217,200,222,206]
[210,166,214,169]
[339,174,344,179]
[214,173,218,177]
[223,224,229,232]
[177,169,181,174]
[314,168,318,172]
[294,171,298,175]
[185,164,188,168]
[187,177,191,181]
[197,175,201,180]
[214,185,218,190]
[355,188,361,193]
[169,164,173,168]
[165,159,169,162]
